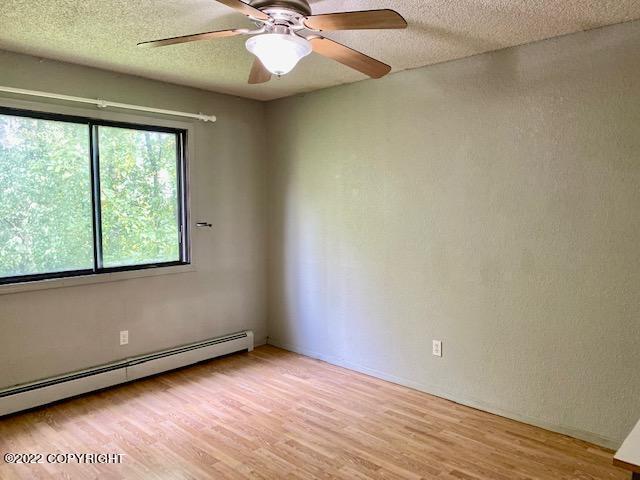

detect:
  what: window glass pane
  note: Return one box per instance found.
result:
[98,126,180,268]
[0,114,93,278]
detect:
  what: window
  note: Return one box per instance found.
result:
[0,107,189,285]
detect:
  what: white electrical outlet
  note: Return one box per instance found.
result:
[432,340,442,357]
[120,330,129,346]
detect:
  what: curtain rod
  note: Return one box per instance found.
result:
[0,85,217,123]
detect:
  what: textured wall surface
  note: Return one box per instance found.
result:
[266,20,640,448]
[0,50,268,389]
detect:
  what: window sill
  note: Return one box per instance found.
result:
[0,264,196,296]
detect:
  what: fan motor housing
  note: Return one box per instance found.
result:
[250,0,312,16]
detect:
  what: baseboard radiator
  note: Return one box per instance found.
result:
[0,330,254,417]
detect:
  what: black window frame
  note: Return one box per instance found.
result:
[0,106,190,286]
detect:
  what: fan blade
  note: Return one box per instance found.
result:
[248,58,272,84]
[138,29,247,48]
[304,9,407,31]
[309,37,391,79]
[214,0,271,21]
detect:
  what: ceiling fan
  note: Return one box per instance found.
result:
[138,0,407,84]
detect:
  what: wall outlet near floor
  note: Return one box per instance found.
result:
[432,340,442,357]
[120,330,129,346]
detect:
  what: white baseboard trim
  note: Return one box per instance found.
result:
[1,331,254,417]
[267,337,619,450]
[0,369,128,417]
[127,333,252,382]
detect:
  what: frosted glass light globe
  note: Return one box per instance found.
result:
[246,33,312,76]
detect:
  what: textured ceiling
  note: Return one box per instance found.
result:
[0,0,639,101]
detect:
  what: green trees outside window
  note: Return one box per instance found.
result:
[0,114,93,277]
[0,108,187,284]
[99,126,180,268]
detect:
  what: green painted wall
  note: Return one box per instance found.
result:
[266,21,640,448]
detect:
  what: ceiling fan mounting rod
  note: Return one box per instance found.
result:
[249,0,311,17]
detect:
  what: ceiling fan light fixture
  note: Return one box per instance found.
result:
[245,33,311,76]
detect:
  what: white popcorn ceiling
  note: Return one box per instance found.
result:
[0,0,639,101]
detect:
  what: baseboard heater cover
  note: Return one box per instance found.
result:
[0,330,254,417]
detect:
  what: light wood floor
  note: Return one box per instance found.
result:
[0,346,627,480]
